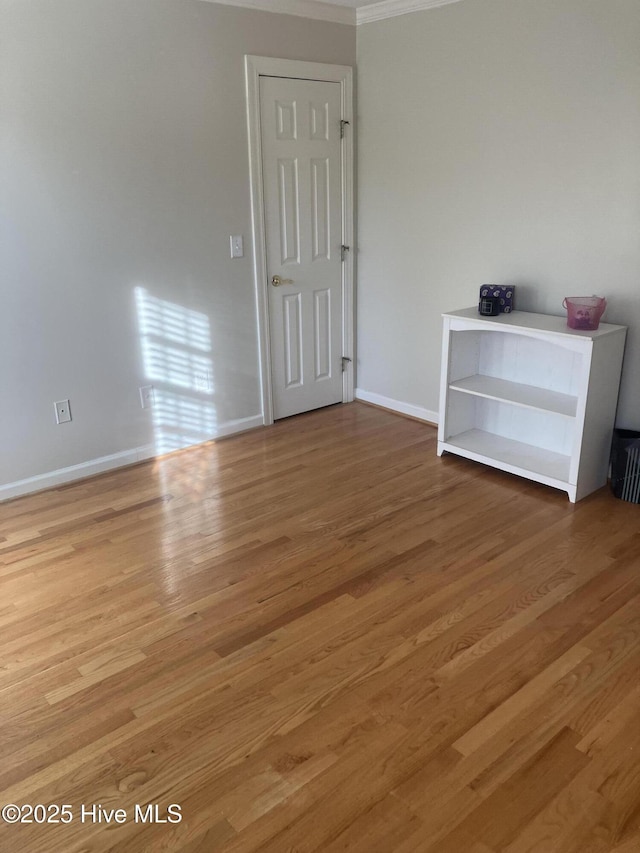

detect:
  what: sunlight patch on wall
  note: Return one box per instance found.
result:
[135,286,217,454]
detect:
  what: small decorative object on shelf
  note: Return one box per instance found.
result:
[479,295,500,316]
[563,296,607,330]
[479,284,515,313]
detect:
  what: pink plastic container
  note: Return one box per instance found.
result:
[563,296,607,331]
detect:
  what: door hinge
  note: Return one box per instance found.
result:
[341,244,350,262]
[341,356,352,372]
[340,119,350,139]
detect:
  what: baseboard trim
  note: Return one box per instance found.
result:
[0,414,264,503]
[355,389,438,426]
[208,414,265,441]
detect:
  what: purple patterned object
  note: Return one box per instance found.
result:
[479,285,515,313]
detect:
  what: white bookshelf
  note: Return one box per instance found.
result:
[437,307,627,502]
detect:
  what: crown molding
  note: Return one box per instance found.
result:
[199,0,356,25]
[357,0,462,25]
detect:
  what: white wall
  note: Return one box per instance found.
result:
[0,0,355,496]
[357,0,640,428]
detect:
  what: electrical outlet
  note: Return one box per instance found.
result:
[54,399,72,424]
[139,385,155,408]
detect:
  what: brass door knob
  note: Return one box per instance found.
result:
[271,275,294,287]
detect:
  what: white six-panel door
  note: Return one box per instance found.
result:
[259,76,344,420]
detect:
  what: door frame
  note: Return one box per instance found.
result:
[245,55,354,425]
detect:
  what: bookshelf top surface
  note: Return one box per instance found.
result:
[443,307,627,339]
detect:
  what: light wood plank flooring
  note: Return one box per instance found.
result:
[1,402,639,852]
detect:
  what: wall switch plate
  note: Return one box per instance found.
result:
[230,235,244,258]
[139,385,155,408]
[54,399,72,424]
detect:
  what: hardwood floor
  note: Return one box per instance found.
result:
[1,401,639,852]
